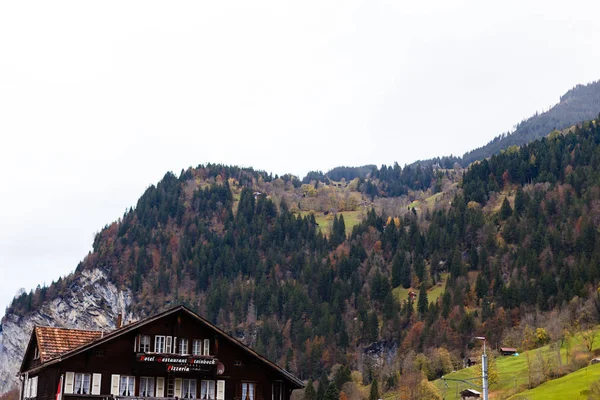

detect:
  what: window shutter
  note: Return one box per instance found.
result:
[91,374,101,395]
[64,372,74,394]
[135,334,141,352]
[216,380,225,400]
[31,377,38,398]
[110,375,120,396]
[174,378,182,398]
[166,336,173,353]
[204,339,210,355]
[156,377,165,397]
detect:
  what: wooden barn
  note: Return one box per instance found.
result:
[19,306,303,400]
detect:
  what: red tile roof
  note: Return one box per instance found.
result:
[35,326,103,362]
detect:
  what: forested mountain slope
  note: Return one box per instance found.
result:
[3,119,600,396]
[409,80,600,168]
[462,81,600,165]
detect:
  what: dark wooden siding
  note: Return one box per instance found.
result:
[25,309,298,400]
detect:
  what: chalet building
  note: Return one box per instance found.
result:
[19,306,303,400]
[459,389,481,400]
[499,347,517,356]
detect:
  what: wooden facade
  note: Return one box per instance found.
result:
[19,306,303,400]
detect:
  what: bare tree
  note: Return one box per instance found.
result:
[582,328,598,353]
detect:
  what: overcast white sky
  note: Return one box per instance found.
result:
[1,0,599,317]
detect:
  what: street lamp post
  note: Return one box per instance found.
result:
[475,336,488,400]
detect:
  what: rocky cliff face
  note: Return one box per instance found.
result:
[0,269,133,395]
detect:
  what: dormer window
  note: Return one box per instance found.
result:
[33,346,40,360]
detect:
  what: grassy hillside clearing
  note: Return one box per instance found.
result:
[299,210,363,237]
[433,328,600,399]
[392,273,448,307]
[507,363,600,400]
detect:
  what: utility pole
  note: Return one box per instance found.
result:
[476,336,488,400]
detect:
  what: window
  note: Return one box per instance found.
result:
[242,383,255,400]
[182,379,197,399]
[272,382,283,400]
[155,335,165,353]
[179,338,189,355]
[192,339,202,356]
[33,347,39,360]
[140,335,151,352]
[26,376,38,398]
[140,377,155,397]
[203,339,210,355]
[74,373,91,395]
[200,381,215,400]
[120,376,135,397]
[166,336,173,353]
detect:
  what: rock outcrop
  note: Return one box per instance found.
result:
[0,269,133,394]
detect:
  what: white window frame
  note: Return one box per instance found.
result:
[74,373,91,395]
[120,375,136,397]
[200,380,215,400]
[26,377,38,398]
[203,339,210,356]
[242,383,255,400]
[166,336,173,353]
[182,379,197,399]
[154,335,165,353]
[140,335,151,352]
[192,339,202,356]
[140,377,155,397]
[179,338,189,355]
[33,347,40,360]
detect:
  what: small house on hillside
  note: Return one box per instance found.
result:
[408,291,417,301]
[460,389,481,399]
[500,347,517,356]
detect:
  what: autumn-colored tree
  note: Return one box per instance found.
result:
[535,327,550,346]
[522,325,536,351]
[582,328,598,353]
[475,348,499,386]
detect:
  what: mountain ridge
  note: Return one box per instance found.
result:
[3,88,600,398]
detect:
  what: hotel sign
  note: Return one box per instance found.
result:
[137,355,221,374]
[138,355,216,365]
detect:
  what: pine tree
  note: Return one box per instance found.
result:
[324,383,339,400]
[304,380,316,400]
[316,374,328,400]
[417,282,428,317]
[500,197,512,220]
[368,379,379,400]
[391,252,404,287]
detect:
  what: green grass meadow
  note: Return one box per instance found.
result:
[392,273,448,308]
[433,328,600,399]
